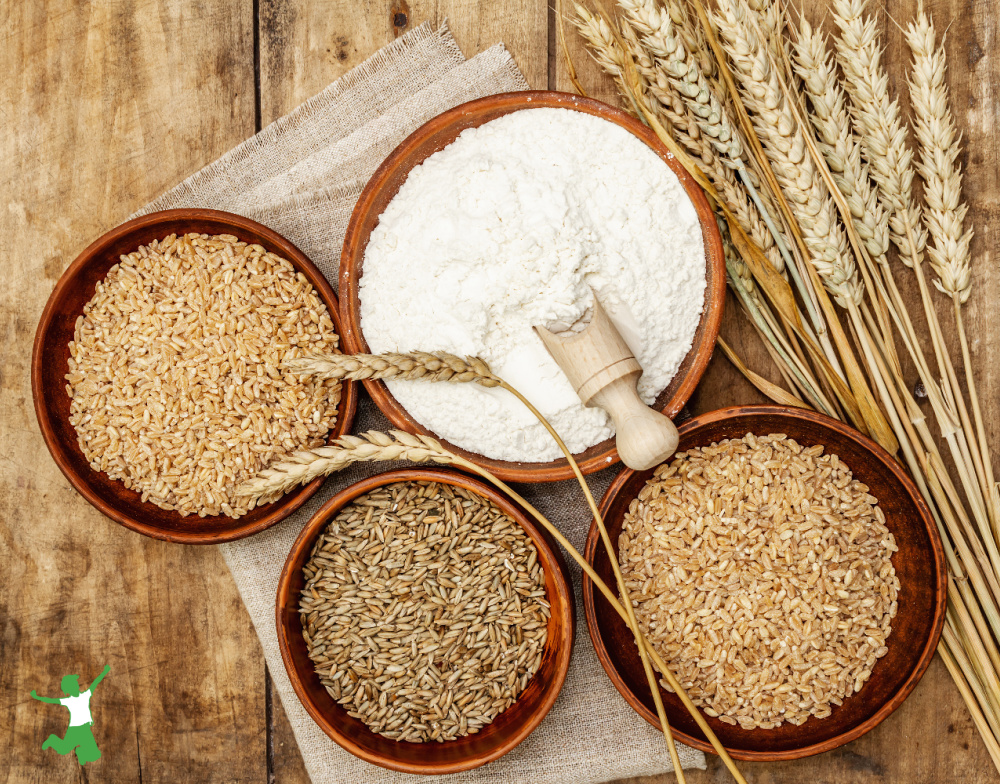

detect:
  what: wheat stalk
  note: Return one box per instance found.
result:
[836,0,997,529]
[286,351,501,386]
[792,19,889,264]
[905,2,996,539]
[567,0,1000,766]
[715,0,862,308]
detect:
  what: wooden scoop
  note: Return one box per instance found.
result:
[535,297,679,471]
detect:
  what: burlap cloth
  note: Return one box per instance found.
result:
[136,22,705,784]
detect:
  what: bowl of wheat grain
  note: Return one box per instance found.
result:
[583,405,946,760]
[276,467,575,774]
[32,209,358,543]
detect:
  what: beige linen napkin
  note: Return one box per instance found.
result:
[135,22,705,784]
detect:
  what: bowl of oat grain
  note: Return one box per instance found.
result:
[32,209,357,543]
[583,405,946,760]
[276,467,575,774]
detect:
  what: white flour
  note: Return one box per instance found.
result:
[359,107,705,462]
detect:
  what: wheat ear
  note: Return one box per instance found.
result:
[286,352,501,387]
[905,3,995,532]
[833,0,927,270]
[792,19,889,264]
[573,6,664,123]
[662,0,717,81]
[237,430,454,502]
[904,4,973,302]
[577,3,718,177]
[715,0,861,307]
[620,0,742,162]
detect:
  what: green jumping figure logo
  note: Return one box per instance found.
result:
[30,665,109,766]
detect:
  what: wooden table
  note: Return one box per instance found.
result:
[2,1,995,781]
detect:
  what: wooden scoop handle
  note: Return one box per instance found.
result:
[589,371,679,471]
[535,296,679,471]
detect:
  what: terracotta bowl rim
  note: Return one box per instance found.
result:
[31,207,358,544]
[582,404,947,760]
[339,89,726,483]
[275,466,575,774]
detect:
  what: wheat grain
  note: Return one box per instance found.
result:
[301,480,549,742]
[64,233,342,518]
[833,0,927,270]
[621,434,898,728]
[715,0,862,306]
[905,3,973,302]
[793,19,889,264]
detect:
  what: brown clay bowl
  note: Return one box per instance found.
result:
[31,208,358,544]
[340,90,726,483]
[276,467,575,775]
[583,405,946,760]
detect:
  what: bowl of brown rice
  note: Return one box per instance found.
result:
[276,467,575,774]
[583,404,946,760]
[32,209,357,543]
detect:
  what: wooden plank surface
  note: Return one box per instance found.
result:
[0,0,996,781]
[0,1,267,782]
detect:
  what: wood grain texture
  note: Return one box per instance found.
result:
[258,0,548,124]
[3,0,999,780]
[0,1,267,782]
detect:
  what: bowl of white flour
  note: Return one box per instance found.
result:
[340,91,725,482]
